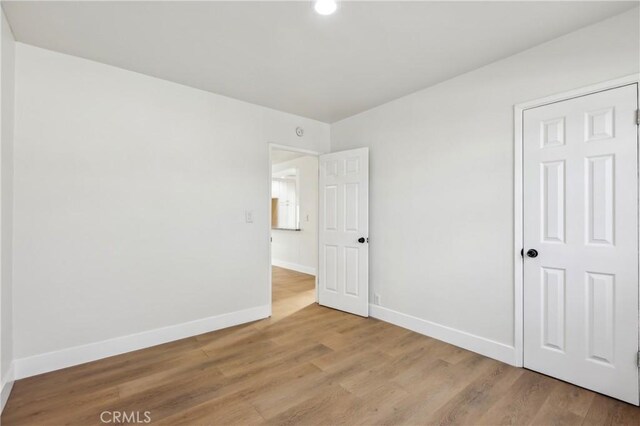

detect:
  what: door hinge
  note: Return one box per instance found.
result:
[636,109,640,126]
[637,351,640,367]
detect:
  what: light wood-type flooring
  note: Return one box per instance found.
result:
[2,267,639,425]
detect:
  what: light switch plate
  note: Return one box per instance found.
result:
[245,210,254,223]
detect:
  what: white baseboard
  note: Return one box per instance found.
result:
[14,305,270,380]
[370,304,517,366]
[1,362,15,414]
[272,259,316,276]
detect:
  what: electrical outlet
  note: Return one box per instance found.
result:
[245,210,254,223]
[374,293,381,305]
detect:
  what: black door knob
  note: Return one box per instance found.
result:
[358,237,366,243]
[526,249,538,258]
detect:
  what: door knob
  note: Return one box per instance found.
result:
[358,237,366,243]
[526,249,538,258]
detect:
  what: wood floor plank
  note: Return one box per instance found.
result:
[424,362,525,425]
[350,381,411,426]
[264,384,360,426]
[476,371,559,425]
[399,355,500,424]
[2,266,639,425]
[582,394,640,426]
[155,393,266,426]
[543,381,596,419]
[529,399,586,426]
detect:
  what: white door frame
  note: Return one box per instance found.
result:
[268,143,320,316]
[513,73,640,367]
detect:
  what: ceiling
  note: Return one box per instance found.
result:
[3,1,637,123]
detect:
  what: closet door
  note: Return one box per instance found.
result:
[523,84,639,405]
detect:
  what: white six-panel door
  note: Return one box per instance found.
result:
[318,148,369,317]
[523,84,639,404]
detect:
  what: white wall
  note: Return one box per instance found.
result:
[271,155,318,275]
[331,9,639,355]
[12,43,329,366]
[0,8,15,402]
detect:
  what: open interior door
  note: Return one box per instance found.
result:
[318,147,369,317]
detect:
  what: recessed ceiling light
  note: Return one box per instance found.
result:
[314,0,337,16]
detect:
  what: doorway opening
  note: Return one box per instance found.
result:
[269,144,319,321]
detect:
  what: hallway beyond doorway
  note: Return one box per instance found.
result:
[271,266,315,322]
